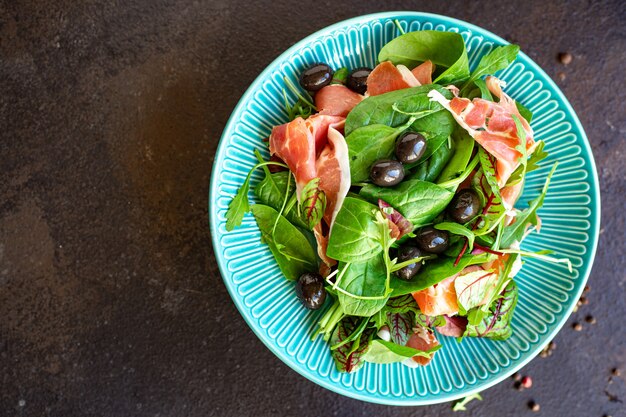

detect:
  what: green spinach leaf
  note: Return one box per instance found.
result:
[436,128,475,183]
[378,30,470,85]
[326,197,383,262]
[250,204,317,280]
[254,170,307,228]
[409,139,453,182]
[345,85,453,135]
[345,124,403,182]
[360,179,454,227]
[336,253,389,317]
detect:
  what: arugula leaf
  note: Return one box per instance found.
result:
[452,392,483,411]
[500,163,557,248]
[299,178,326,229]
[506,140,548,187]
[454,269,497,314]
[345,84,454,135]
[330,317,374,373]
[516,101,533,123]
[250,205,318,280]
[360,179,454,227]
[465,280,518,340]
[463,44,520,90]
[473,78,494,100]
[255,170,307,228]
[435,222,476,251]
[364,339,441,364]
[225,159,288,231]
[335,254,389,317]
[436,128,475,183]
[389,253,493,296]
[345,124,404,182]
[326,197,383,262]
[378,30,470,85]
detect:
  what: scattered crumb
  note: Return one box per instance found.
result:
[558,52,573,65]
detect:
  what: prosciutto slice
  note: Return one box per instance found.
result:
[366,61,420,96]
[411,60,434,85]
[315,84,363,117]
[269,115,351,266]
[269,114,343,196]
[316,122,351,227]
[269,118,315,196]
[428,76,535,187]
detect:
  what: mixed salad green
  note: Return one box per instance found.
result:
[225,25,571,373]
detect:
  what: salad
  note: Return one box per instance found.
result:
[225,25,571,373]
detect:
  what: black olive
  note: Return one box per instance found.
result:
[395,132,427,164]
[415,226,450,254]
[295,272,326,310]
[447,189,481,223]
[395,246,423,280]
[299,63,333,92]
[370,160,404,187]
[347,67,372,94]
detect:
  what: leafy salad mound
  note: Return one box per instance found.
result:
[225,24,572,373]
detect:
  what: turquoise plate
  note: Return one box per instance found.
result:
[209,12,600,405]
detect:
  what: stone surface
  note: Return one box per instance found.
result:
[1,1,624,416]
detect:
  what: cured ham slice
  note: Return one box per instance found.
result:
[269,114,343,196]
[413,273,459,317]
[436,315,468,337]
[316,122,351,227]
[315,84,363,117]
[428,76,535,187]
[412,265,484,317]
[411,60,434,85]
[313,121,351,266]
[269,115,350,266]
[269,118,316,196]
[306,114,345,154]
[366,61,420,96]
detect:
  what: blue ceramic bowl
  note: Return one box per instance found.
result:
[209,12,600,405]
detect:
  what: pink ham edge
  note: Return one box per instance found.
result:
[396,64,421,87]
[315,84,363,117]
[268,117,316,198]
[428,76,536,187]
[411,60,434,85]
[316,121,351,227]
[313,121,351,266]
[367,61,415,96]
[268,114,343,198]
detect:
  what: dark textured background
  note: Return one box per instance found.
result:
[1,0,625,416]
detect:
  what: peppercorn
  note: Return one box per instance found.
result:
[558,52,573,65]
